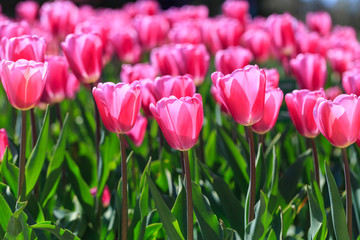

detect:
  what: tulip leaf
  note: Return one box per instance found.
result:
[171,183,187,238]
[24,106,50,198]
[144,223,163,240]
[192,181,223,240]
[30,221,80,240]
[325,162,350,240]
[0,192,12,238]
[0,148,19,197]
[147,175,184,240]
[41,113,69,207]
[5,201,33,240]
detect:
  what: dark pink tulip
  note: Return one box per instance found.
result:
[61,33,103,84]
[153,75,196,101]
[123,0,160,17]
[327,48,353,75]
[0,35,46,62]
[134,15,170,51]
[210,86,229,114]
[342,69,360,96]
[222,0,249,25]
[325,86,343,101]
[313,94,360,148]
[110,27,142,64]
[0,59,47,110]
[126,114,148,147]
[0,128,9,160]
[16,1,39,22]
[90,186,111,207]
[242,28,271,63]
[264,68,280,89]
[140,79,156,118]
[150,94,203,151]
[290,53,327,91]
[252,88,283,134]
[306,11,332,36]
[296,31,329,57]
[120,63,157,84]
[41,56,80,104]
[92,82,142,134]
[150,44,184,76]
[285,89,326,138]
[212,65,266,126]
[215,46,253,75]
[168,21,203,44]
[164,5,208,25]
[0,21,30,39]
[40,1,79,40]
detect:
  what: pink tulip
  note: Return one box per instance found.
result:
[110,27,142,64]
[215,46,253,75]
[41,56,80,104]
[290,53,327,91]
[90,186,111,207]
[343,69,360,96]
[153,75,196,101]
[327,48,353,75]
[123,0,160,17]
[61,33,103,84]
[134,15,170,51]
[0,35,46,62]
[150,94,203,151]
[0,128,9,160]
[168,21,203,44]
[126,114,148,147]
[242,28,271,63]
[296,31,329,57]
[0,59,47,110]
[212,65,266,126]
[222,0,249,25]
[306,11,332,36]
[313,94,360,148]
[16,1,39,23]
[252,88,283,134]
[264,68,280,89]
[139,79,156,118]
[325,86,343,101]
[0,21,30,39]
[120,63,157,84]
[151,44,184,77]
[285,89,326,138]
[164,5,208,25]
[92,82,142,134]
[210,86,229,114]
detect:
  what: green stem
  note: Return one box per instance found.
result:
[198,128,205,163]
[18,111,27,199]
[246,126,256,222]
[342,148,352,238]
[30,109,37,147]
[119,134,128,240]
[183,150,193,240]
[310,138,320,186]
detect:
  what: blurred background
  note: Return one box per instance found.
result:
[1,0,360,29]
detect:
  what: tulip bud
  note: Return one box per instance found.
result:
[153,75,196,101]
[126,114,148,147]
[215,46,253,75]
[0,128,9,161]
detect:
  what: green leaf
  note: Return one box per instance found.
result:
[325,162,350,240]
[192,181,223,240]
[245,191,272,240]
[41,113,69,207]
[24,106,50,197]
[140,158,151,221]
[30,221,80,240]
[0,148,18,197]
[5,201,32,240]
[147,175,184,240]
[0,192,12,238]
[144,223,162,240]
[171,183,187,238]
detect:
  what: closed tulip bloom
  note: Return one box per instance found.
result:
[296,31,329,57]
[0,21,30,39]
[110,27,142,64]
[16,1,39,23]
[241,28,271,63]
[215,46,253,75]
[285,89,325,138]
[264,68,280,89]
[0,35,46,62]
[90,185,111,208]
[210,86,229,114]
[153,75,196,101]
[92,82,142,134]
[306,11,332,36]
[313,94,360,148]
[150,44,184,76]
[168,21,203,44]
[126,114,148,147]
[61,33,103,84]
[222,0,249,25]
[252,88,284,134]
[327,48,353,75]
[290,53,327,91]
[139,79,156,118]
[0,128,9,160]
[212,65,266,126]
[150,94,203,151]
[120,63,157,83]
[164,5,208,25]
[342,69,360,96]
[0,59,47,110]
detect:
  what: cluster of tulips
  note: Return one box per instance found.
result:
[1,0,360,239]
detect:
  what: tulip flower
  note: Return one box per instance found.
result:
[0,20,30,39]
[264,68,280,89]
[212,65,266,223]
[222,0,249,25]
[290,53,327,91]
[215,46,253,75]
[16,1,39,23]
[168,21,203,44]
[295,31,329,57]
[123,0,160,17]
[252,88,283,134]
[0,128,9,161]
[241,28,271,63]
[110,27,142,64]
[210,86,229,114]
[126,114,148,147]
[313,94,360,238]
[153,75,196,101]
[0,35,46,62]
[120,63,157,84]
[342,69,360,96]
[164,5,208,25]
[306,11,332,36]
[327,48,353,75]
[90,186,111,208]
[93,81,142,240]
[61,33,103,84]
[139,79,156,118]
[150,93,203,240]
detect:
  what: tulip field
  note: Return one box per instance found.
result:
[2,0,360,239]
